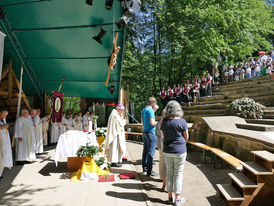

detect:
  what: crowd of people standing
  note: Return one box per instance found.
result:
[224,55,273,82]
[0,108,96,179]
[160,71,213,107]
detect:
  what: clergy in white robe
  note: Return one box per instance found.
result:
[50,121,60,144]
[74,114,81,131]
[67,114,75,130]
[59,113,68,135]
[83,111,91,131]
[14,109,36,162]
[33,109,43,154]
[104,104,127,167]
[0,110,13,168]
[42,115,50,146]
[78,112,83,131]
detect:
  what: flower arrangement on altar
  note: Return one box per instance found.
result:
[95,128,107,147]
[91,115,99,121]
[76,143,111,170]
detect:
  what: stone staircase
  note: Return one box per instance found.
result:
[183,75,274,123]
[217,150,274,206]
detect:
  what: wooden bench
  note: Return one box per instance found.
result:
[187,141,214,163]
[211,148,243,171]
[187,141,243,171]
[125,132,143,141]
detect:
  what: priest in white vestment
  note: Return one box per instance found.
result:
[59,113,68,135]
[14,109,36,162]
[32,109,43,154]
[0,110,13,169]
[67,114,75,130]
[42,114,50,146]
[83,111,91,131]
[104,104,127,167]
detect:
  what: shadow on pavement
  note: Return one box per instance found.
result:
[0,184,59,206]
[39,162,67,176]
[106,191,167,204]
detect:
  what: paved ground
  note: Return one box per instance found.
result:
[0,141,230,206]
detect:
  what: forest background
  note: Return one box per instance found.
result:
[121,0,274,120]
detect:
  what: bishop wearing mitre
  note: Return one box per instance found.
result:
[14,109,36,162]
[104,104,127,167]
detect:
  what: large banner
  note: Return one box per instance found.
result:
[52,91,63,123]
[0,31,6,83]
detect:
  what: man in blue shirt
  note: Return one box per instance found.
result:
[141,97,158,176]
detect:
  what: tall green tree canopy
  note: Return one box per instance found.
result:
[122,0,273,120]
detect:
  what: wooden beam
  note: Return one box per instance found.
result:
[0,90,27,98]
[0,65,9,81]
[8,58,13,101]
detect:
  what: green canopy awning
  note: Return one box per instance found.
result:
[0,0,126,99]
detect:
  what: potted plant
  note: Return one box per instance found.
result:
[95,128,107,146]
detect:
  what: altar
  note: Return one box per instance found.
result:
[55,130,98,171]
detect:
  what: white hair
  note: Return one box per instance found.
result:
[163,100,184,118]
[21,109,28,115]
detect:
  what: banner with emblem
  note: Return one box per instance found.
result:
[52,91,63,123]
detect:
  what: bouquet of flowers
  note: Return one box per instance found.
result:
[95,128,107,147]
[93,153,111,170]
[91,115,99,121]
[76,143,100,157]
[95,128,107,138]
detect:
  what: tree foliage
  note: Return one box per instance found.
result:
[122,0,273,120]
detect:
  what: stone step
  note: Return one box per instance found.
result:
[193,99,232,105]
[216,75,272,89]
[184,109,226,115]
[251,151,274,163]
[215,85,274,96]
[183,114,224,123]
[216,184,244,202]
[227,90,274,100]
[236,123,274,132]
[199,95,225,102]
[183,103,228,110]
[263,114,274,119]
[264,107,274,110]
[241,162,273,175]
[264,110,274,114]
[228,173,258,189]
[245,119,274,125]
[214,79,274,92]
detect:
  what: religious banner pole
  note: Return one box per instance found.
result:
[16,65,23,119]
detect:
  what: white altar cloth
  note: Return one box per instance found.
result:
[55,130,98,165]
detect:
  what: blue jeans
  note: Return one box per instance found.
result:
[164,152,187,194]
[142,132,156,175]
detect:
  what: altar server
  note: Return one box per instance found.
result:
[104,104,127,167]
[59,113,68,135]
[42,114,50,146]
[78,112,83,131]
[14,109,36,162]
[67,114,75,130]
[83,111,91,131]
[50,120,60,144]
[33,109,43,154]
[74,114,81,131]
[0,110,13,169]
